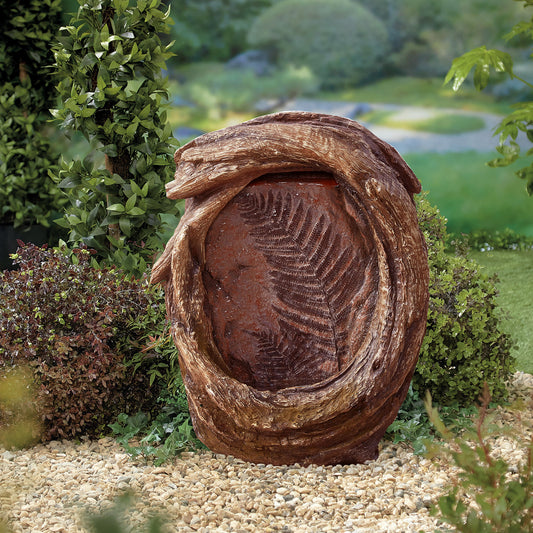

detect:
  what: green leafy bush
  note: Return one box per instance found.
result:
[426,386,533,532]
[110,390,202,465]
[0,0,65,227]
[51,0,179,276]
[385,385,477,455]
[414,195,515,405]
[0,243,167,442]
[248,0,390,89]
[452,229,533,252]
[176,63,318,116]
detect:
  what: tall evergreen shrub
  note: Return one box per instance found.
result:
[51,0,178,276]
[0,0,63,228]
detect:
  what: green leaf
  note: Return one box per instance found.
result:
[80,53,98,69]
[130,181,143,196]
[119,216,132,236]
[125,194,137,211]
[139,103,151,119]
[97,75,106,91]
[125,79,145,96]
[107,203,125,213]
[444,46,514,92]
[57,176,80,188]
[126,121,138,137]
[80,107,96,117]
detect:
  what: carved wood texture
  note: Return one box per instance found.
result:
[151,111,429,465]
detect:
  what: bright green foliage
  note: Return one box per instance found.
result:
[426,386,533,532]
[414,195,515,405]
[445,0,533,197]
[51,0,178,275]
[248,0,390,89]
[0,0,64,227]
[385,385,477,455]
[110,391,203,466]
[0,243,168,442]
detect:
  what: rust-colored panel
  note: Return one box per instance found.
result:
[204,172,378,391]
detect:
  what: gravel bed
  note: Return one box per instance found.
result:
[1,372,531,533]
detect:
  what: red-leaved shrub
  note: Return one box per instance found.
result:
[0,243,162,442]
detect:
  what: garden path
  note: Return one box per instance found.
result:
[277,98,529,156]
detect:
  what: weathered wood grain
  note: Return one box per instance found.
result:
[151,111,429,465]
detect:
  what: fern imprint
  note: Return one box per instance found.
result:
[236,187,363,381]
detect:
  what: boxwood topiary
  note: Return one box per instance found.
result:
[248,0,390,89]
[414,195,515,405]
[0,243,167,443]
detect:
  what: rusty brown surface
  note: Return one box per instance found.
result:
[204,172,378,391]
[151,111,429,466]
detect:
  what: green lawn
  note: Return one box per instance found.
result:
[471,250,533,374]
[319,76,512,114]
[362,109,486,134]
[405,152,533,237]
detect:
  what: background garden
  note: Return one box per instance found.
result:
[1,0,533,530]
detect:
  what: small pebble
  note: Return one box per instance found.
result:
[0,372,531,533]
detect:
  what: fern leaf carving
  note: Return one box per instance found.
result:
[236,189,364,376]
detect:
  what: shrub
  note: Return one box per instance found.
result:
[177,63,318,116]
[109,390,203,465]
[248,0,390,89]
[426,385,533,532]
[51,0,179,276]
[385,384,477,455]
[414,195,515,405]
[0,243,167,442]
[452,229,533,252]
[0,0,64,227]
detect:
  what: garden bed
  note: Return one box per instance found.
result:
[1,373,531,533]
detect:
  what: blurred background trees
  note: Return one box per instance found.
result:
[160,0,525,85]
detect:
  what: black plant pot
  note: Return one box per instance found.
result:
[0,224,49,270]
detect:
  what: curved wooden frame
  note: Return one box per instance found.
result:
[151,112,429,465]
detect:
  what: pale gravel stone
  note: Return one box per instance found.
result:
[0,372,531,533]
